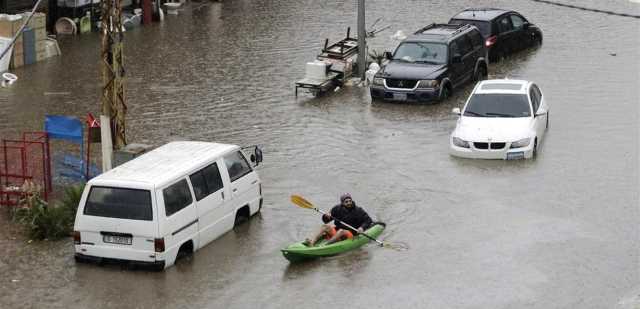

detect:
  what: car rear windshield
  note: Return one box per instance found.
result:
[84,186,153,221]
[393,42,447,64]
[449,19,491,37]
[464,94,531,118]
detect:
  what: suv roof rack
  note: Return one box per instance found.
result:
[413,23,473,36]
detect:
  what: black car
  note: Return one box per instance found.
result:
[449,8,543,62]
[370,23,488,103]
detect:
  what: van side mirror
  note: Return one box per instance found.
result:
[452,54,462,63]
[383,51,392,60]
[452,107,461,115]
[252,146,263,166]
[523,22,530,30]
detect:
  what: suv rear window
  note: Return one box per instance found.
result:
[449,19,491,37]
[84,186,153,221]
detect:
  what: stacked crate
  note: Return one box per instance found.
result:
[0,16,24,68]
[24,13,47,62]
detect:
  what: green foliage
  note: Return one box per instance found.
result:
[11,183,85,240]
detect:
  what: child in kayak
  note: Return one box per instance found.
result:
[305,193,373,246]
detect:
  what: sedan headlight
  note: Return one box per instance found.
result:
[452,137,470,148]
[372,77,385,86]
[417,79,439,88]
[510,138,531,148]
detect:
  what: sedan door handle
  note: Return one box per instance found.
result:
[251,180,257,185]
[232,188,238,192]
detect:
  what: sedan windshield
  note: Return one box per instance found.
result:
[463,94,531,117]
[393,42,447,64]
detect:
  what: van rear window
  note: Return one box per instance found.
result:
[84,186,153,221]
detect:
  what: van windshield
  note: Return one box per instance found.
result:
[84,186,153,221]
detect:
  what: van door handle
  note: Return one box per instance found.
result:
[221,192,225,199]
[251,180,257,185]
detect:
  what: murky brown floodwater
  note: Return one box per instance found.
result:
[1,0,639,308]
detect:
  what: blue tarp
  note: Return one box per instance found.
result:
[44,115,83,144]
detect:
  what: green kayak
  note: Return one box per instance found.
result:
[281,222,386,262]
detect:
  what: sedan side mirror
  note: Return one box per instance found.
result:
[383,51,392,60]
[523,22,530,30]
[535,111,547,117]
[452,54,462,63]
[452,107,461,115]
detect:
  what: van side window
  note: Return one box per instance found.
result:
[224,151,252,182]
[190,162,224,201]
[163,179,193,217]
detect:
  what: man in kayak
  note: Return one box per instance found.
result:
[305,193,373,246]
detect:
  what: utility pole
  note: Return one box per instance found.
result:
[100,0,127,152]
[357,0,366,80]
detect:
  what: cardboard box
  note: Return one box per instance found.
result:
[36,49,47,62]
[34,27,46,42]
[0,17,23,37]
[27,13,46,30]
[36,40,45,53]
[10,51,24,68]
[11,36,23,54]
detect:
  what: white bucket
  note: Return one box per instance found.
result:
[0,37,14,73]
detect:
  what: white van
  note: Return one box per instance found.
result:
[73,141,263,270]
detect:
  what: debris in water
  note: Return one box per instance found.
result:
[334,86,340,92]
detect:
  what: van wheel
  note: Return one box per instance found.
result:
[234,206,251,226]
[176,241,194,261]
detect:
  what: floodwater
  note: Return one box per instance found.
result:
[1,0,639,308]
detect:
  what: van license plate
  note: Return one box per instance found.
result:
[103,235,132,245]
[393,93,407,101]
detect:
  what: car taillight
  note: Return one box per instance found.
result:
[485,35,497,47]
[154,238,165,252]
[73,231,81,245]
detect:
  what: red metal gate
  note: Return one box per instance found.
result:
[0,132,51,206]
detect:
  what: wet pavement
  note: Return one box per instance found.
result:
[1,0,639,308]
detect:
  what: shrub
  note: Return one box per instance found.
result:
[11,182,85,240]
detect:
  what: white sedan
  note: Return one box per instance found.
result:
[449,79,549,159]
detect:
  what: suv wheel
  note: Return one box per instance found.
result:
[439,85,451,101]
[474,65,487,82]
